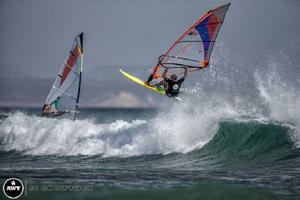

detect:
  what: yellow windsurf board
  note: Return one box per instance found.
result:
[119,69,165,95]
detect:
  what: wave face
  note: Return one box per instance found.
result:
[199,121,299,166]
[1,111,299,199]
[0,111,299,164]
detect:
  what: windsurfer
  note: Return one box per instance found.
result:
[42,33,83,120]
[42,104,54,115]
[42,104,68,118]
[155,67,188,97]
[123,3,230,100]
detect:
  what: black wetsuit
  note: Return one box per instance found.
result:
[164,78,185,97]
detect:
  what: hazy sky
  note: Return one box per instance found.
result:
[0,0,299,107]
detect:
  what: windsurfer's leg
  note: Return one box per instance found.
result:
[165,89,179,98]
[166,93,176,98]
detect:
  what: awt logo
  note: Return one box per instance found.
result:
[2,178,24,199]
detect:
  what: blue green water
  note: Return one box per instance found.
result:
[0,107,299,200]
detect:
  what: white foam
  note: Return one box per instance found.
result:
[0,98,246,157]
[0,112,146,156]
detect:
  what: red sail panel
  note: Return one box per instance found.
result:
[60,45,80,86]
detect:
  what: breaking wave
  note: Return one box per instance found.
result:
[0,112,146,156]
[0,45,299,160]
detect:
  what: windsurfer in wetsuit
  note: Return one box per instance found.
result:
[154,67,188,97]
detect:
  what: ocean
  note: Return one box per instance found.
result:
[0,105,299,199]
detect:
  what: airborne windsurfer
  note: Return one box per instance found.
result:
[148,67,188,97]
[121,4,230,100]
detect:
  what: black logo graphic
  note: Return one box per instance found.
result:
[2,178,24,199]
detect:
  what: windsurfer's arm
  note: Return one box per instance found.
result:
[154,69,168,87]
[162,68,168,79]
[183,67,188,79]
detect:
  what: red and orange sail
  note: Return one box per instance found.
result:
[150,3,231,80]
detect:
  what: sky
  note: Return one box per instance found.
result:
[0,0,299,107]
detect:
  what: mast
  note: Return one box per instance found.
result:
[73,32,84,121]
